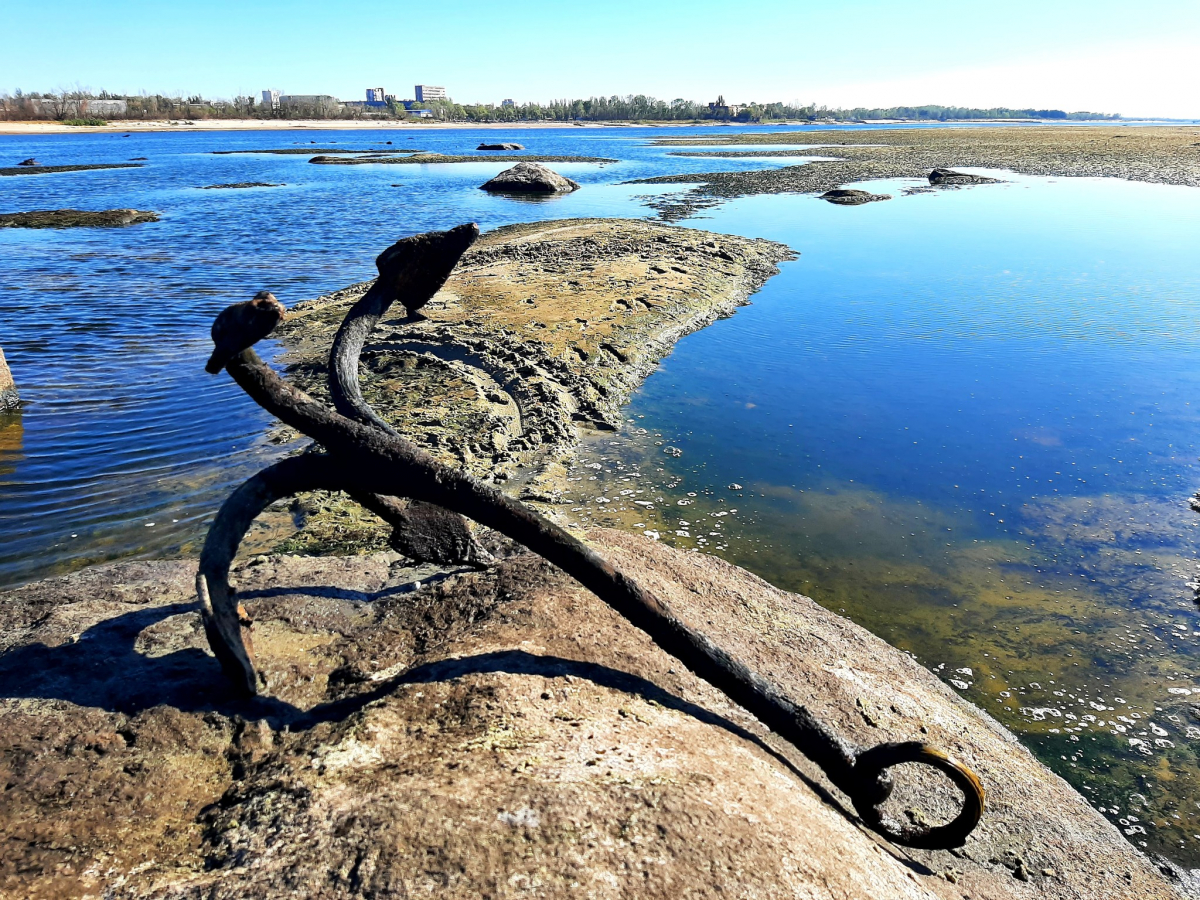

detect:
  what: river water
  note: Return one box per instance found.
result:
[2,124,1199,862]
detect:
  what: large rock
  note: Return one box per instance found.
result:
[478,142,524,150]
[928,167,1000,185]
[0,348,16,410]
[16,158,37,167]
[481,161,580,193]
[820,188,891,205]
[0,530,1186,899]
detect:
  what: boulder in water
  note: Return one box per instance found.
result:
[477,142,524,150]
[819,189,891,205]
[16,158,37,167]
[481,162,580,194]
[0,349,18,411]
[928,167,999,185]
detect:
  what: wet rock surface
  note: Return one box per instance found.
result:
[481,161,581,193]
[16,158,37,166]
[636,125,1200,218]
[198,182,284,190]
[820,188,892,205]
[0,531,1185,899]
[269,218,791,552]
[0,209,159,228]
[478,142,525,150]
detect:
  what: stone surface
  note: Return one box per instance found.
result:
[481,161,582,193]
[478,142,525,150]
[0,348,17,410]
[928,167,1001,186]
[0,530,1187,899]
[0,209,159,229]
[272,218,792,547]
[16,158,36,166]
[820,188,892,204]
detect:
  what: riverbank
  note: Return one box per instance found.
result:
[635,125,1200,217]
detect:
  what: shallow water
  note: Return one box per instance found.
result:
[2,124,1199,862]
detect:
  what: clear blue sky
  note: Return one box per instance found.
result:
[3,0,1197,116]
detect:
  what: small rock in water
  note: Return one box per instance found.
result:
[728,483,743,490]
[664,446,683,457]
[928,167,999,185]
[820,189,891,205]
[17,158,37,167]
[480,162,580,194]
[477,142,525,151]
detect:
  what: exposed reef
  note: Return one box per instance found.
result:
[635,125,1200,218]
[0,162,144,177]
[199,182,284,190]
[0,208,159,228]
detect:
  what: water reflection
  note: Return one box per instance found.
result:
[0,411,22,479]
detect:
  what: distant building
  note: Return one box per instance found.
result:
[262,89,282,110]
[501,98,515,108]
[366,87,386,103]
[414,84,447,102]
[708,95,746,117]
[83,98,127,116]
[279,94,339,114]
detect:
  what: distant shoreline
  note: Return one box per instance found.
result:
[0,117,1181,136]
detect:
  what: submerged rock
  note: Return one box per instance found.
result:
[928,166,1000,185]
[820,188,892,204]
[0,348,17,410]
[199,182,284,189]
[0,209,159,228]
[481,161,580,193]
[478,142,525,150]
[0,530,1181,898]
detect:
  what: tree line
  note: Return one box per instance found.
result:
[0,88,1120,123]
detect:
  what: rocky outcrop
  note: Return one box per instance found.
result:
[0,530,1185,899]
[478,142,525,150]
[0,209,159,229]
[16,158,37,166]
[274,219,792,529]
[928,167,1001,185]
[481,161,581,193]
[0,348,17,410]
[819,188,892,205]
